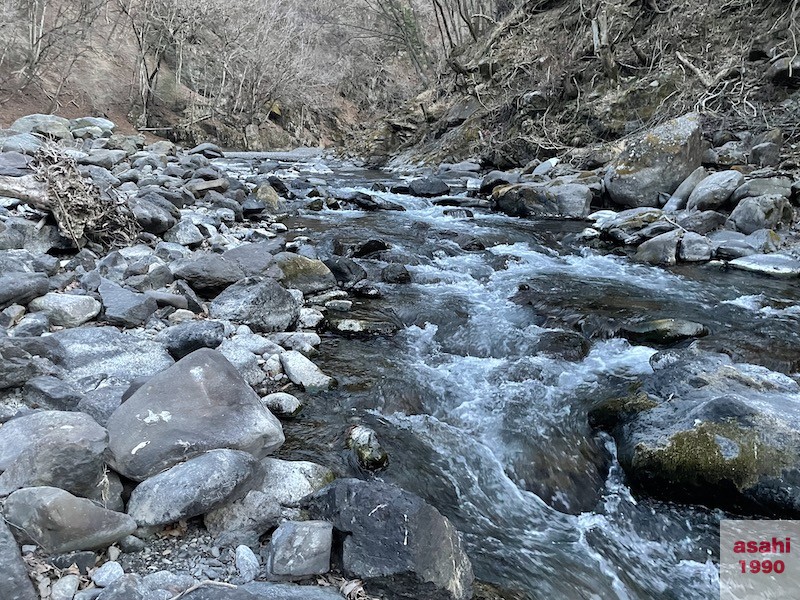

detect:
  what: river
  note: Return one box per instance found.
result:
[218,152,800,599]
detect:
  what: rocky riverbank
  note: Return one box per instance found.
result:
[1,110,800,599]
[0,115,474,600]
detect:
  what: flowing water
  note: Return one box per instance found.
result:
[220,153,800,599]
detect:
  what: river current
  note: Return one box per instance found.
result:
[218,152,800,599]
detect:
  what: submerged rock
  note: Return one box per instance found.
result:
[619,319,709,344]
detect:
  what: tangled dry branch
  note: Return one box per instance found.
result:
[33,143,141,250]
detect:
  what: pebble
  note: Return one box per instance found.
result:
[235,545,260,583]
[325,299,352,311]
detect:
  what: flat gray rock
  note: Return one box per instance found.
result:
[106,348,284,481]
[5,487,136,553]
[267,521,332,578]
[728,254,800,277]
[51,327,174,389]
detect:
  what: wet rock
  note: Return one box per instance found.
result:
[99,279,158,328]
[0,273,49,310]
[347,425,389,470]
[728,254,800,277]
[268,332,320,355]
[604,113,702,208]
[171,254,246,296]
[28,293,101,328]
[532,330,590,361]
[685,170,743,211]
[106,348,283,481]
[51,327,173,388]
[677,232,712,262]
[409,177,449,197]
[266,521,332,578]
[262,392,303,417]
[492,183,592,218]
[156,320,225,360]
[280,351,334,392]
[304,478,473,600]
[273,253,337,294]
[663,167,707,211]
[633,230,681,266]
[726,194,793,234]
[382,263,411,283]
[0,519,37,600]
[322,256,367,288]
[5,487,136,553]
[619,319,709,344]
[594,348,800,514]
[126,449,259,526]
[0,410,108,498]
[210,278,300,333]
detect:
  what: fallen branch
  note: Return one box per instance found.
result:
[0,175,49,207]
[676,51,714,87]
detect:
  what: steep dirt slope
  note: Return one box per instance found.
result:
[353,0,800,167]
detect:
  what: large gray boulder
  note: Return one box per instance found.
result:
[304,478,473,600]
[604,113,702,208]
[0,411,108,499]
[106,348,284,481]
[51,327,173,388]
[210,278,300,333]
[590,349,800,514]
[0,520,37,600]
[491,183,592,218]
[5,487,136,553]
[726,194,794,234]
[685,170,744,211]
[127,449,260,526]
